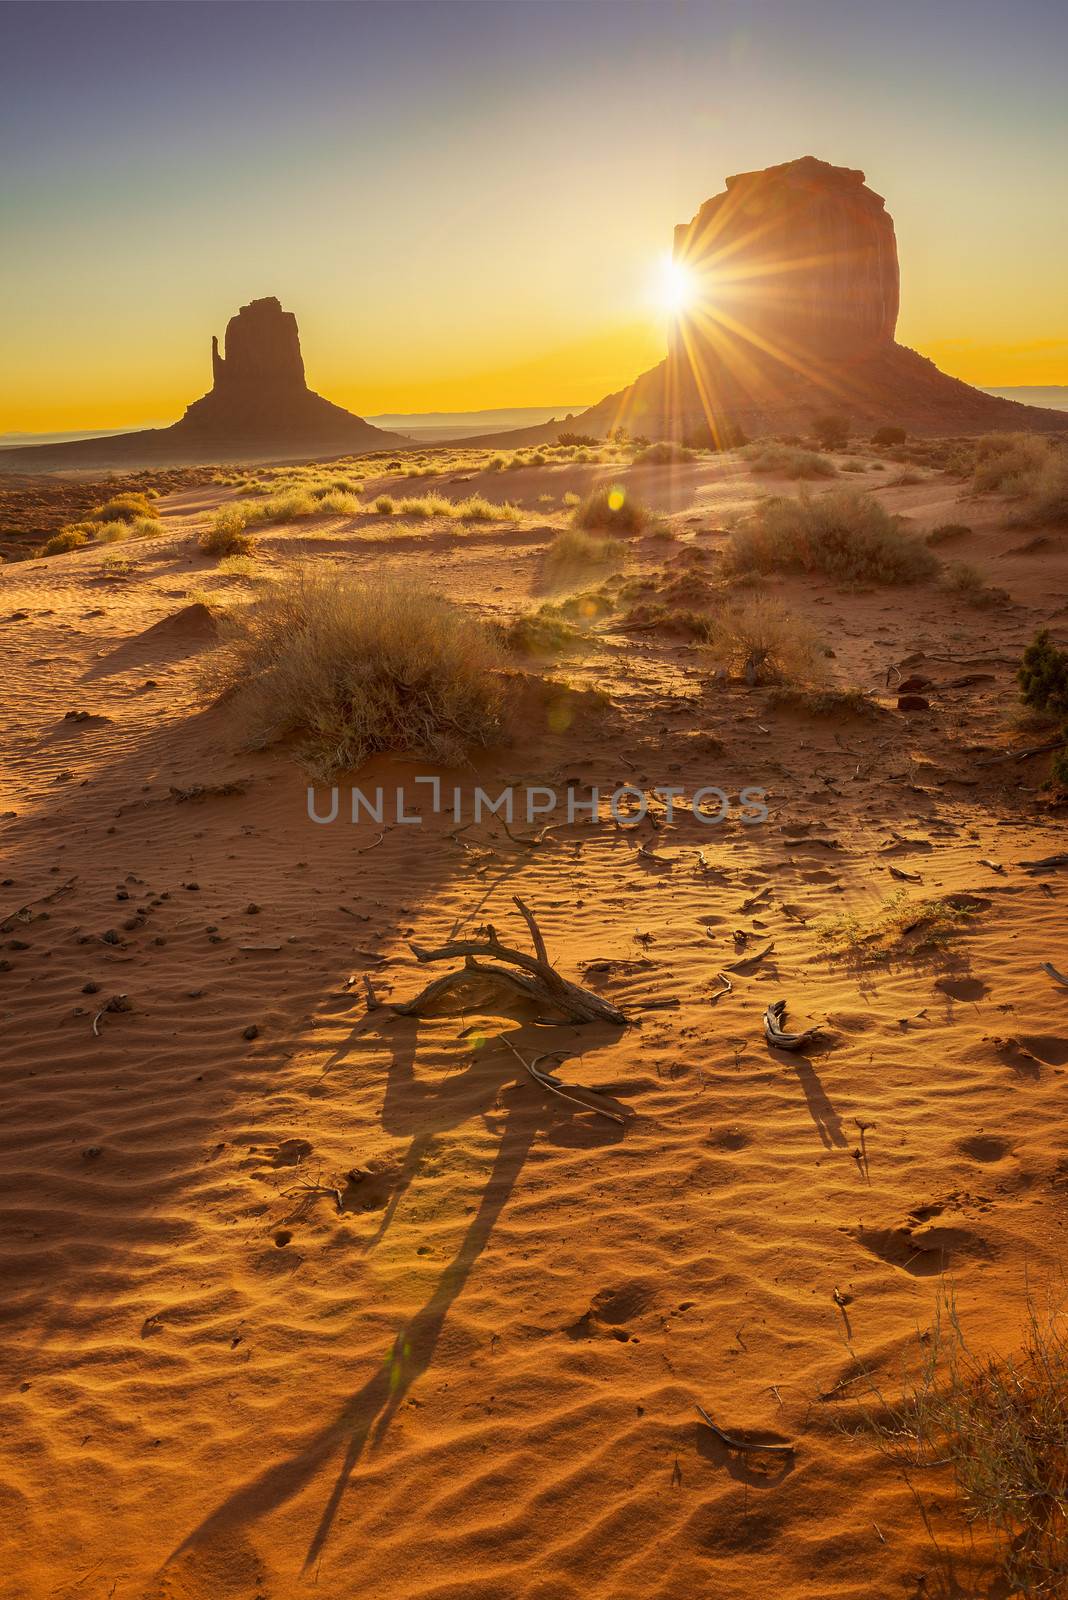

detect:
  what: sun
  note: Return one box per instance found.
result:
[659,254,698,317]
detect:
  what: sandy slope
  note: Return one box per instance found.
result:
[1,452,1067,1600]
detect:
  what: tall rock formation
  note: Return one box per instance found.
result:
[464,157,1068,447]
[0,297,405,471]
[670,157,899,366]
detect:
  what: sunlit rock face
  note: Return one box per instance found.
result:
[209,297,307,394]
[670,156,899,366]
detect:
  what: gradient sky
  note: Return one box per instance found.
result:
[2,0,1067,432]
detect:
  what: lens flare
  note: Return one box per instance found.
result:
[660,255,698,317]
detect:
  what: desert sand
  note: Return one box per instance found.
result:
[1,442,1067,1600]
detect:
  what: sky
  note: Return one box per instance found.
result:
[2,0,1067,432]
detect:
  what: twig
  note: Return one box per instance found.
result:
[500,1036,626,1125]
[1040,961,1068,988]
[694,1404,795,1456]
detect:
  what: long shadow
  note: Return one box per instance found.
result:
[161,1017,626,1578]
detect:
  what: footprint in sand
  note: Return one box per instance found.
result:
[936,976,989,1002]
[958,1134,1012,1163]
[566,1278,658,1341]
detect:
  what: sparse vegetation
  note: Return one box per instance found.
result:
[942,561,1008,608]
[632,440,695,466]
[812,413,850,449]
[200,505,255,558]
[818,888,982,952]
[741,442,836,479]
[857,1291,1068,1599]
[572,485,655,536]
[211,568,504,777]
[973,432,1051,493]
[40,525,92,556]
[702,594,825,685]
[91,492,155,523]
[730,490,939,585]
[1018,629,1068,718]
[926,521,971,546]
[544,527,625,578]
[871,426,907,446]
[501,604,580,655]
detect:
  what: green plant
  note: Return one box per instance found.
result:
[209,569,504,777]
[556,431,599,447]
[1019,630,1068,717]
[730,490,939,585]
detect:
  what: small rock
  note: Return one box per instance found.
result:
[898,674,932,694]
[242,1024,259,1040]
[245,903,260,915]
[82,1146,102,1160]
[82,981,100,995]
[101,929,121,945]
[897,693,930,712]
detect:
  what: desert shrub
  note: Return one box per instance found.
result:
[572,485,654,536]
[871,426,907,446]
[741,442,836,479]
[129,515,164,538]
[91,493,155,523]
[556,431,599,447]
[858,1292,1068,1598]
[1019,448,1068,525]
[767,685,883,718]
[373,495,395,515]
[502,604,579,655]
[200,505,255,558]
[1018,629,1068,717]
[942,561,1008,608]
[317,490,362,516]
[819,888,981,951]
[812,413,850,449]
[973,433,1051,493]
[96,519,132,544]
[452,495,521,523]
[395,493,454,519]
[702,594,825,685]
[484,455,507,473]
[632,440,695,466]
[210,569,504,777]
[682,422,748,450]
[41,525,92,556]
[887,469,925,486]
[730,490,939,585]
[262,489,319,522]
[544,528,625,578]
[926,521,971,546]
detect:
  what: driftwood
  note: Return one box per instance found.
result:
[1020,853,1068,873]
[763,999,822,1051]
[888,865,922,883]
[1041,962,1068,988]
[388,897,627,1026]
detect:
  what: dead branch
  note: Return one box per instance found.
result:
[763,999,821,1051]
[1040,962,1068,988]
[500,1037,626,1125]
[390,897,627,1025]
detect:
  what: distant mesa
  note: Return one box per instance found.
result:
[470,156,1068,446]
[0,296,404,471]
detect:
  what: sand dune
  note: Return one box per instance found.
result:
[2,445,1067,1599]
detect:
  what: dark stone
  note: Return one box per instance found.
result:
[897,693,931,712]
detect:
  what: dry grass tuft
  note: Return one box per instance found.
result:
[973,432,1051,493]
[209,568,504,777]
[857,1291,1068,1598]
[703,594,826,685]
[741,443,836,479]
[544,527,625,580]
[632,440,695,466]
[730,490,939,585]
[200,505,256,559]
[91,493,155,524]
[40,525,92,556]
[572,485,656,536]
